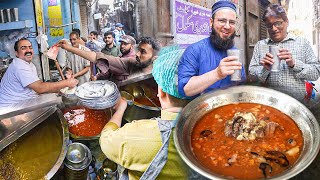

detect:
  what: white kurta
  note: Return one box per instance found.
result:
[65,45,91,85]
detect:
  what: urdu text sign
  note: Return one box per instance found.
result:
[171,0,211,48]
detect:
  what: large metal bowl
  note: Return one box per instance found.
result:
[174,86,320,180]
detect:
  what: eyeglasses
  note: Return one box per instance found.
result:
[215,18,237,27]
[266,21,284,29]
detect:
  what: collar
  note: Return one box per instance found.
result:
[104,44,117,50]
[16,57,32,64]
[160,109,180,121]
[266,33,296,43]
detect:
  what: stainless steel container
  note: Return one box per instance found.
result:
[227,49,242,81]
[174,86,320,180]
[0,107,70,179]
[0,9,4,23]
[269,45,281,72]
[123,102,160,122]
[5,9,11,22]
[98,158,118,180]
[11,8,18,21]
[64,143,92,180]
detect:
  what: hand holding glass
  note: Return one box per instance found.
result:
[227,49,242,81]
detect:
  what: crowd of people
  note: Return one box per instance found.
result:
[0,0,319,179]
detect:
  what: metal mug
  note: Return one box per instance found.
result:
[0,9,4,23]
[269,45,281,72]
[11,8,18,21]
[98,158,118,180]
[227,49,242,81]
[5,9,11,22]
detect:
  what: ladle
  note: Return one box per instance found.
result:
[133,86,161,110]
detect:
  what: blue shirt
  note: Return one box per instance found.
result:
[178,37,246,98]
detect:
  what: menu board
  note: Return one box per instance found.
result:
[171,0,211,48]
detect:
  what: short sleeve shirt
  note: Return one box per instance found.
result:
[0,58,39,106]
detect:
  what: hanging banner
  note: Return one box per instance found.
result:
[48,0,63,37]
[171,0,211,48]
[35,0,43,27]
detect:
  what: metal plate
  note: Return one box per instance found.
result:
[174,85,320,180]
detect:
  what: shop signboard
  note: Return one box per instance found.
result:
[171,0,211,48]
[48,1,63,37]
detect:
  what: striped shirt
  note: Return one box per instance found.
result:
[249,34,320,102]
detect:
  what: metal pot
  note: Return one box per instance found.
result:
[123,102,160,122]
[46,108,70,179]
[174,86,320,180]
[0,108,69,179]
[61,93,79,107]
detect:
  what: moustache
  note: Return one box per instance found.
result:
[25,52,33,56]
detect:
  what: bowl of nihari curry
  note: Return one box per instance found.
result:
[175,85,320,180]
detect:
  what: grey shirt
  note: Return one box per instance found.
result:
[249,34,320,102]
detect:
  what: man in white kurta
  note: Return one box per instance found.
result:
[65,31,91,85]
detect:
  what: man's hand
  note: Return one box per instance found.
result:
[216,56,242,79]
[65,78,78,88]
[58,40,72,50]
[260,52,274,71]
[278,48,295,68]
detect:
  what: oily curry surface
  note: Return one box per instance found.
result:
[0,118,62,180]
[63,106,111,137]
[191,103,303,179]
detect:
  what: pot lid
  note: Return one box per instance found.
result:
[75,80,120,109]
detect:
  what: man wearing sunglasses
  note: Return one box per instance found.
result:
[178,0,246,99]
[249,4,320,102]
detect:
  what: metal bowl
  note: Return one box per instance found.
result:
[174,86,320,180]
[66,143,87,164]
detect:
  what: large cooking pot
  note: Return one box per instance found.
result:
[47,109,69,179]
[123,102,160,122]
[0,108,69,179]
[174,86,320,180]
[121,89,161,122]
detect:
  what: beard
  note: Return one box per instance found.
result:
[121,48,130,56]
[106,41,113,46]
[127,57,153,74]
[210,27,235,50]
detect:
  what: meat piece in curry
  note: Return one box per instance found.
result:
[224,112,282,140]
